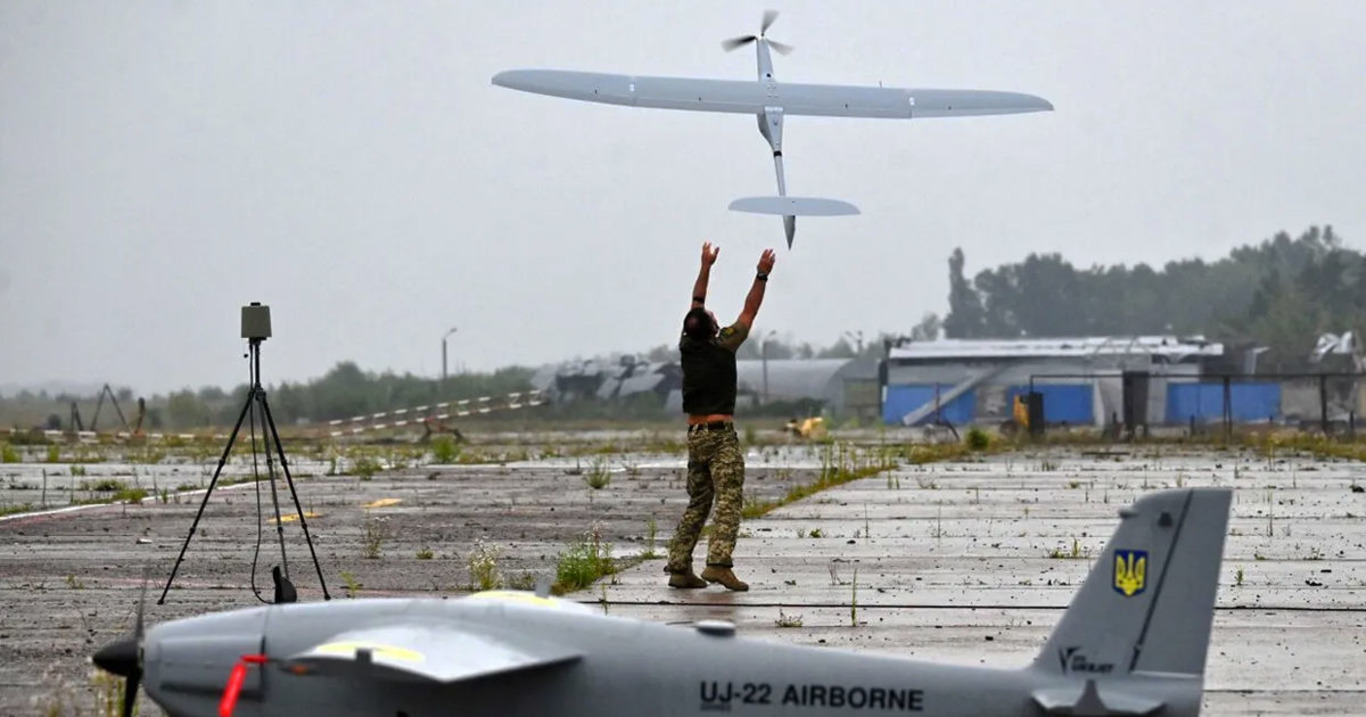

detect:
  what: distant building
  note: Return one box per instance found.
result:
[880,336,1233,427]
[530,357,680,405]
[658,357,878,419]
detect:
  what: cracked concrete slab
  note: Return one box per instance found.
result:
[570,447,1366,716]
[1,442,1362,715]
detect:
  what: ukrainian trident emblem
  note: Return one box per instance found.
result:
[1113,550,1148,597]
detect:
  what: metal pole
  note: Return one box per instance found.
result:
[1229,371,1240,439]
[1320,374,1329,435]
[762,340,769,405]
[441,327,458,384]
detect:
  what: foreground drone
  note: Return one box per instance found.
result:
[94,488,1229,716]
[492,11,1053,247]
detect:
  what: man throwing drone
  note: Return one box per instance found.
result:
[666,241,776,592]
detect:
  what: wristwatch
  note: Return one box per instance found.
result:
[756,272,769,281]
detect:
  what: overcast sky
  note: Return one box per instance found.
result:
[3,1,1364,396]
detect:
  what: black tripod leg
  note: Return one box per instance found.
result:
[159,390,254,604]
[255,393,291,581]
[259,393,332,600]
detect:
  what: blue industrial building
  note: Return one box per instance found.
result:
[880,336,1231,427]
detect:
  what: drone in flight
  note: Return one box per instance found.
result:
[93,488,1229,716]
[492,11,1053,247]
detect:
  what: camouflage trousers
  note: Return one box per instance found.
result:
[667,424,745,573]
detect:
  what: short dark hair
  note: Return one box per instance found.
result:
[683,307,714,341]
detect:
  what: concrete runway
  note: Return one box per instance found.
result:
[0,442,1362,715]
[567,447,1366,716]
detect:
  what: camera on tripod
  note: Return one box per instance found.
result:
[241,302,272,341]
[161,301,332,605]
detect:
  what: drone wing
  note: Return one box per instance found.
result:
[285,624,582,683]
[493,70,1052,119]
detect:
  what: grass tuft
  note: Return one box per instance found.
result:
[552,524,615,595]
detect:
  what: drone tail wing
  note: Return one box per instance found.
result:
[729,196,859,216]
[1034,488,1232,678]
[729,197,855,249]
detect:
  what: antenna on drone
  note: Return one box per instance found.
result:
[721,9,793,55]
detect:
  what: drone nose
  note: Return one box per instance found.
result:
[93,637,139,678]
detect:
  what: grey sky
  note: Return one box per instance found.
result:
[3,1,1364,396]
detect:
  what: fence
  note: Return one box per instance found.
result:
[320,390,545,437]
[1022,371,1364,437]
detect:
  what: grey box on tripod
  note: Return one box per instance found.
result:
[241,303,272,340]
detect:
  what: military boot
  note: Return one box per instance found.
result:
[701,566,749,592]
[668,570,709,589]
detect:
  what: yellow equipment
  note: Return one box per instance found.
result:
[784,416,827,440]
[1013,395,1030,429]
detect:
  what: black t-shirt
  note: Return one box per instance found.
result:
[679,322,749,416]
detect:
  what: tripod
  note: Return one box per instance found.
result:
[159,338,331,604]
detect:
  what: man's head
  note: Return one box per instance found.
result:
[683,307,718,341]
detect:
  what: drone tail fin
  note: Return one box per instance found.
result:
[1034,488,1231,679]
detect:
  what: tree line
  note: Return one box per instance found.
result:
[1,364,536,432]
[939,225,1363,373]
[158,363,536,429]
[7,225,1357,431]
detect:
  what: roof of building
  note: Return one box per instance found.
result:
[888,336,1224,361]
[735,358,875,402]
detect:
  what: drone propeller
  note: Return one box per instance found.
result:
[92,570,148,717]
[721,35,757,52]
[721,10,793,55]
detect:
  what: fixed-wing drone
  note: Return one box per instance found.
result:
[94,487,1229,716]
[492,11,1053,248]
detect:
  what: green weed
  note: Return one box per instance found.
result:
[467,539,502,590]
[741,491,775,519]
[506,571,539,591]
[79,479,127,492]
[1047,537,1085,559]
[112,487,148,504]
[361,511,389,559]
[431,436,461,464]
[90,669,133,717]
[553,524,616,594]
[584,460,611,490]
[341,570,362,598]
[850,566,860,627]
[353,456,382,481]
[640,515,660,559]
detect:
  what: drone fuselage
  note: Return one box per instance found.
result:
[98,488,1231,717]
[133,594,1206,717]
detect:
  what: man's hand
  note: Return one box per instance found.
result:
[756,249,776,275]
[702,242,720,267]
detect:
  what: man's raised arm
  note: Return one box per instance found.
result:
[692,242,720,309]
[735,249,777,330]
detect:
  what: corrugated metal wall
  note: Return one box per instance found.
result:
[1005,384,1095,424]
[1165,383,1282,423]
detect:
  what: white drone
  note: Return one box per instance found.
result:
[493,11,1053,247]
